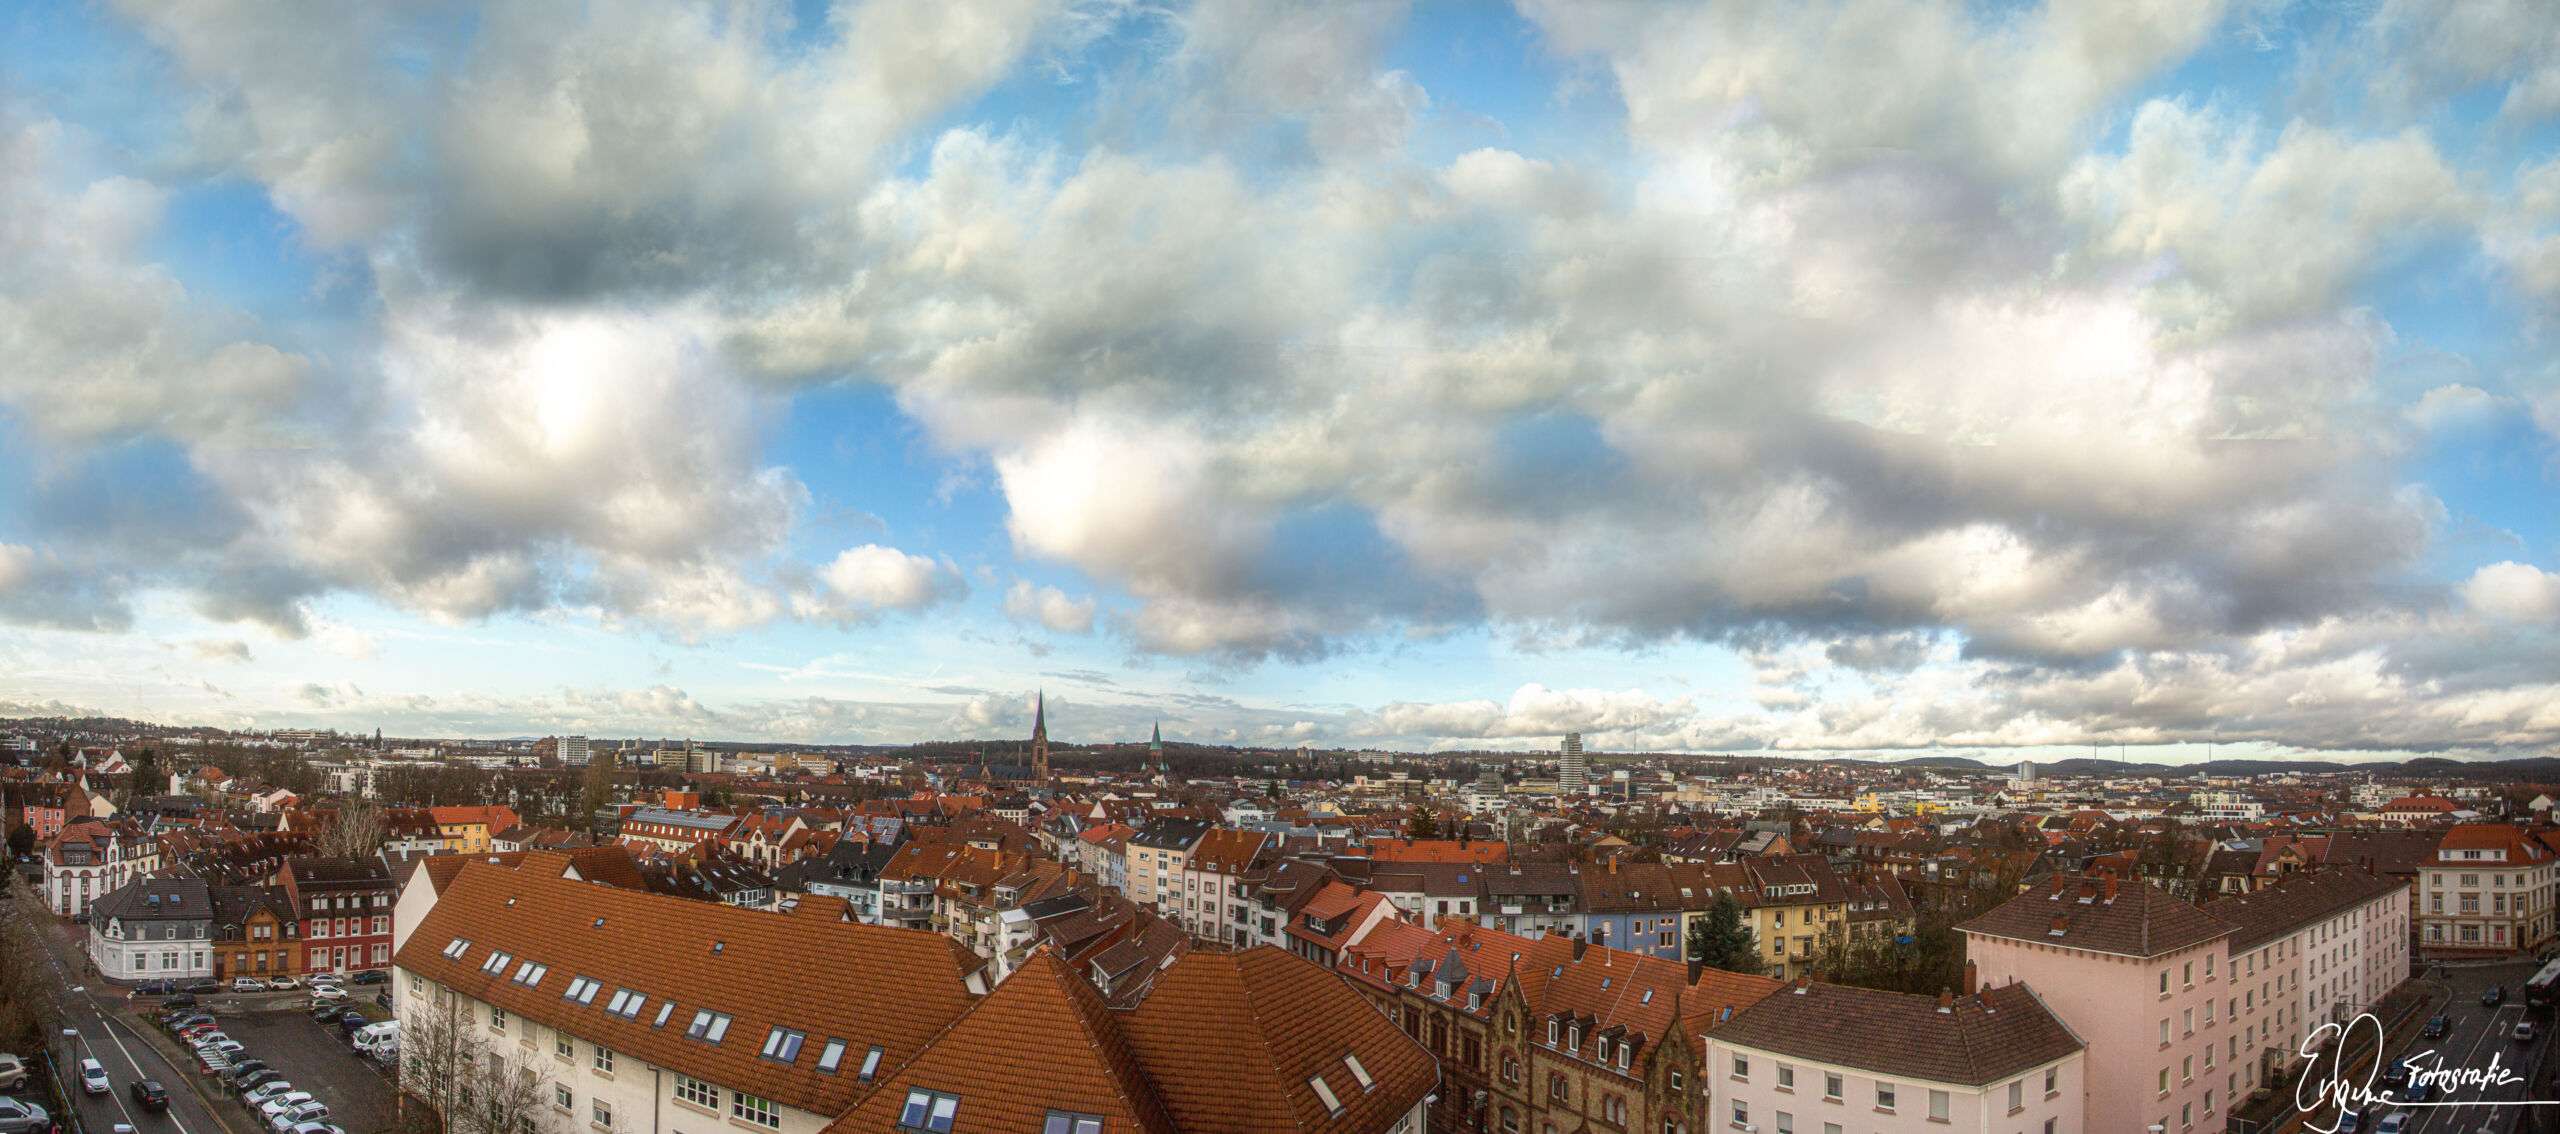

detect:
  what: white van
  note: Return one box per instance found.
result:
[353,1020,400,1057]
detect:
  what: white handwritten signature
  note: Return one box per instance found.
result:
[2294,1013,2542,1134]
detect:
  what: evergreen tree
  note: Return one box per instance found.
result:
[1403,805,1439,839]
[1687,893,1763,975]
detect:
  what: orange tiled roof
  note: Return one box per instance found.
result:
[395,861,982,1117]
[1363,838,1506,865]
[827,951,1177,1134]
[1121,947,1436,1133]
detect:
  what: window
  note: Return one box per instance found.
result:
[687,1010,732,1043]
[2045,1121,2056,1134]
[481,950,512,974]
[490,1007,507,1033]
[898,1092,961,1133]
[1775,1063,1795,1089]
[817,1039,848,1073]
[1733,1054,1750,1079]
[675,1074,720,1110]
[860,1045,886,1081]
[442,938,469,958]
[1824,1072,1842,1100]
[1733,1100,1750,1127]
[553,1084,573,1111]
[1043,1113,1106,1134]
[1346,1053,1374,1090]
[732,1092,780,1129]
[554,1034,572,1060]
[592,1099,613,1128]
[1877,1082,1896,1111]
[2009,1081,2024,1111]
[762,1027,807,1063]
[1311,1075,1344,1116]
[653,1001,675,1028]
[1777,1111,1794,1134]
[594,1046,613,1074]
[563,976,602,1004]
[1928,1090,1948,1121]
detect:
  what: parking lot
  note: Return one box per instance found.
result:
[32,918,396,1134]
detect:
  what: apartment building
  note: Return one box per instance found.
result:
[44,817,159,918]
[2198,869,2407,1098]
[1179,827,1269,946]
[88,875,214,981]
[1962,876,2233,1134]
[1125,818,1210,916]
[2416,824,2555,955]
[280,855,397,973]
[1707,982,2085,1134]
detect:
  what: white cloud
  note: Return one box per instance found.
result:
[1002,580,1097,634]
[2462,561,2560,622]
[810,545,969,619]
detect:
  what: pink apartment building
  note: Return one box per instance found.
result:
[1963,876,2236,1134]
[1707,980,2087,1134]
[2197,869,2408,1102]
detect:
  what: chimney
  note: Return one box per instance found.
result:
[1608,856,1618,876]
[1936,988,1954,1013]
[1791,976,1810,995]
[1963,959,1978,994]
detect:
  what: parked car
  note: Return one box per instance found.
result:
[2482,985,2505,1007]
[255,1091,316,1122]
[130,1080,169,1111]
[307,985,347,1003]
[266,1100,330,1131]
[2514,1021,2538,1043]
[351,970,387,985]
[163,993,199,1010]
[231,1070,284,1096]
[287,1124,344,1134]
[0,1054,24,1091]
[184,981,222,994]
[232,976,265,993]
[200,1039,247,1058]
[304,972,342,986]
[79,1058,109,1095]
[221,1059,271,1084]
[242,1082,299,1108]
[2423,1015,2450,1039]
[334,1009,369,1032]
[0,1097,48,1134]
[267,975,299,990]
[134,979,175,996]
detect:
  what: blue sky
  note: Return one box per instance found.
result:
[1,0,2556,758]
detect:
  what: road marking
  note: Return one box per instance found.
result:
[92,1013,196,1134]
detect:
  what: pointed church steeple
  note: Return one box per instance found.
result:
[1030,690,1050,784]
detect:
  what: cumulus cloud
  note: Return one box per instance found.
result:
[1002,580,1097,634]
[186,639,253,663]
[806,545,968,621]
[2463,562,2560,622]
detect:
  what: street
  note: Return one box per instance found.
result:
[29,920,230,1134]
[2365,961,2548,1134]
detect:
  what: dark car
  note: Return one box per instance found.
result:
[2423,1015,2450,1039]
[351,970,387,985]
[231,1069,283,1095]
[2483,985,2505,1007]
[2404,1081,2434,1103]
[164,993,199,1010]
[222,1060,272,1084]
[134,979,174,996]
[335,1009,369,1031]
[185,981,222,994]
[129,1080,169,1111]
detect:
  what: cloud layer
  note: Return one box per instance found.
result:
[1,0,2555,754]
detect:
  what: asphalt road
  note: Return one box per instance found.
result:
[2376,961,2547,1134]
[30,920,230,1134]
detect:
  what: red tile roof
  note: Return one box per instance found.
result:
[1121,947,1437,1133]
[395,861,981,1117]
[1962,873,2233,959]
[1716,981,2082,1086]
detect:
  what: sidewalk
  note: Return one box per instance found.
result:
[2230,980,2439,1134]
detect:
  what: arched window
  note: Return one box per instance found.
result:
[1549,1072,1570,1103]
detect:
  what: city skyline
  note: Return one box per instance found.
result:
[4,2,2559,761]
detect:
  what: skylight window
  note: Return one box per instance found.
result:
[816,1039,847,1073]
[859,1045,884,1081]
[442,938,470,958]
[898,1089,959,1132]
[761,1028,805,1063]
[1042,1112,1105,1134]
[1309,1075,1344,1116]
[653,1002,676,1028]
[1345,1053,1374,1090]
[563,976,602,1004]
[688,1010,732,1043]
[480,950,513,974]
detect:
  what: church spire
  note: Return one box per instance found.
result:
[1030,690,1050,784]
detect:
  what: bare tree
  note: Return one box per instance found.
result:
[0,870,63,1055]
[397,989,552,1134]
[323,798,389,861]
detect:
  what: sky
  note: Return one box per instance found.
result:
[1,0,2557,761]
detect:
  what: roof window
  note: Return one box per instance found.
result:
[442,938,470,958]
[653,1001,676,1028]
[480,950,513,974]
[1309,1075,1344,1116]
[605,989,645,1020]
[859,1045,885,1081]
[564,976,602,1004]
[897,1089,959,1132]
[1042,1113,1105,1134]
[761,1028,806,1063]
[815,1039,847,1073]
[1345,1053,1374,1090]
[688,1009,733,1043]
